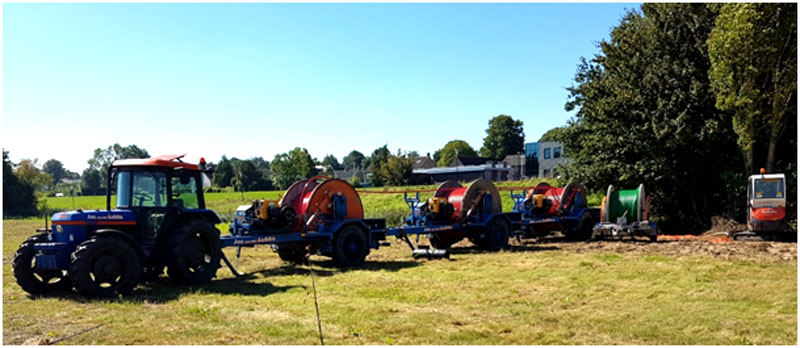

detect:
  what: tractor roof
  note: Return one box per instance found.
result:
[112,154,201,171]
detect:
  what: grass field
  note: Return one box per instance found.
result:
[3,217,796,345]
[5,179,796,344]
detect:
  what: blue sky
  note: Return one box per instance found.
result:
[3,3,638,172]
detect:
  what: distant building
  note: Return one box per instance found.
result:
[502,154,526,180]
[411,156,436,170]
[524,141,569,177]
[449,156,501,167]
[525,142,540,158]
[412,164,510,183]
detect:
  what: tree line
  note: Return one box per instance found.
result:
[2,112,529,216]
[559,3,796,232]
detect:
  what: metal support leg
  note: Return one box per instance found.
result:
[221,251,244,277]
[235,246,242,270]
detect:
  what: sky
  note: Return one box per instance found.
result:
[3,3,638,173]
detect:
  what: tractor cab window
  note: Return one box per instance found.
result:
[754,178,785,199]
[132,172,168,207]
[171,173,199,209]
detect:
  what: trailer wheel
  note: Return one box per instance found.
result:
[13,234,72,294]
[70,237,141,298]
[333,225,368,267]
[566,212,594,241]
[167,220,221,284]
[481,217,511,251]
[277,243,309,264]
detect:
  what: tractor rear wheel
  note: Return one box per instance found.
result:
[566,212,594,241]
[332,225,368,267]
[480,217,510,251]
[70,237,141,298]
[13,234,72,294]
[167,220,222,285]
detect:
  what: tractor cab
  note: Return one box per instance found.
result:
[746,169,786,234]
[108,155,211,241]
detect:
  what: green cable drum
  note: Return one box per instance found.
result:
[602,184,647,223]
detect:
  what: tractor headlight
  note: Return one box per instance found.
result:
[69,234,74,242]
[56,225,63,233]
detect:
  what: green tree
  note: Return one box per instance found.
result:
[231,160,264,191]
[479,115,525,158]
[270,148,317,189]
[81,168,103,196]
[707,3,797,174]
[369,145,391,187]
[87,144,149,190]
[3,150,37,216]
[436,140,478,167]
[321,154,342,171]
[250,156,270,170]
[341,150,366,170]
[212,156,234,187]
[383,149,414,186]
[538,126,567,142]
[15,159,54,191]
[563,4,742,231]
[42,159,67,184]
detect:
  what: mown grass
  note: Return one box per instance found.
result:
[3,218,796,345]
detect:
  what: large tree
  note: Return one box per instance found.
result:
[708,3,797,174]
[42,159,67,184]
[479,115,525,159]
[3,150,37,216]
[15,159,54,192]
[368,145,391,187]
[436,140,478,167]
[382,149,414,186]
[321,154,342,171]
[270,148,317,189]
[80,168,103,196]
[341,150,366,170]
[87,144,149,190]
[212,156,234,187]
[562,4,742,231]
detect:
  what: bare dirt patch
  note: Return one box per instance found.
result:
[511,238,796,263]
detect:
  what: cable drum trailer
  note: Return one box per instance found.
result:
[225,177,515,275]
[509,182,599,241]
[591,184,658,242]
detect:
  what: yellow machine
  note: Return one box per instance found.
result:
[253,200,280,220]
[427,197,449,213]
[531,194,546,209]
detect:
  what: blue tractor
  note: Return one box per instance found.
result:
[13,155,222,298]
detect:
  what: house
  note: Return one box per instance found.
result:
[524,141,569,177]
[412,156,436,170]
[502,154,526,180]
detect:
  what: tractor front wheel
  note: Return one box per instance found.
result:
[13,234,72,294]
[167,220,221,284]
[332,225,368,267]
[70,237,141,298]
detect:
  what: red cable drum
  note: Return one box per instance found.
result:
[433,179,502,221]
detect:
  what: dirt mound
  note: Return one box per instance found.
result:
[703,216,747,237]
